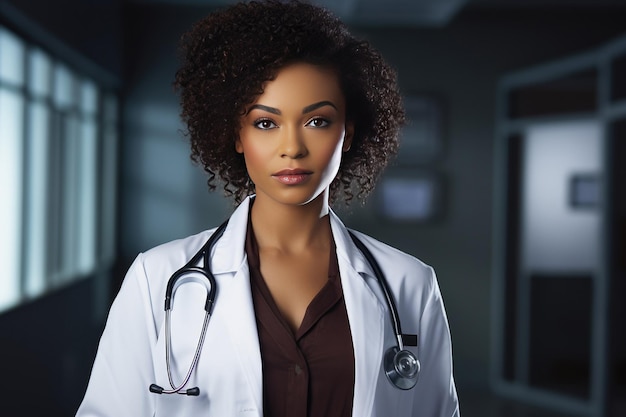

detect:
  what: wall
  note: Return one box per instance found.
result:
[0,0,124,79]
[119,3,626,394]
[0,279,103,416]
[120,5,234,265]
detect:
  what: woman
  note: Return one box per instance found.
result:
[77,1,460,416]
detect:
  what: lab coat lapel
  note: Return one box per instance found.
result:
[330,212,385,417]
[208,200,386,417]
[218,263,263,413]
[210,198,263,413]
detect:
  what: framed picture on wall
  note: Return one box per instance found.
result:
[374,170,444,223]
[396,95,444,165]
[568,173,600,209]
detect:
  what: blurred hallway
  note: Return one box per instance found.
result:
[1,0,625,415]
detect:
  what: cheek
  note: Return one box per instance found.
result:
[239,141,270,172]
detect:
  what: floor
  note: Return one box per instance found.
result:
[459,384,626,417]
[459,388,586,417]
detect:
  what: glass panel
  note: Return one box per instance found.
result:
[28,48,51,99]
[521,120,602,273]
[77,118,98,274]
[60,114,80,282]
[0,26,25,86]
[0,89,24,310]
[101,93,119,265]
[47,110,63,281]
[610,53,626,103]
[101,123,118,265]
[81,79,98,115]
[24,102,50,298]
[53,64,75,110]
[508,69,598,119]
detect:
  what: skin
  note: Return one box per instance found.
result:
[235,62,354,333]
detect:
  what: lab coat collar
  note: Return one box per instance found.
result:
[330,209,385,417]
[209,196,376,279]
[328,210,376,279]
[209,197,252,275]
[210,196,385,417]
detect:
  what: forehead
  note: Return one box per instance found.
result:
[253,62,345,109]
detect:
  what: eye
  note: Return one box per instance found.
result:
[306,117,330,128]
[254,118,277,130]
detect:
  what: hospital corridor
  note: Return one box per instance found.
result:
[0,0,625,415]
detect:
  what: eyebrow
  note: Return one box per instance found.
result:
[302,101,337,114]
[248,104,281,115]
[248,101,338,116]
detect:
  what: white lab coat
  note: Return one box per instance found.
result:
[76,197,459,417]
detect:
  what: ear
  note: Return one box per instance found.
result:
[343,121,354,152]
[235,138,244,154]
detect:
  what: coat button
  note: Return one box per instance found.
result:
[294,364,302,375]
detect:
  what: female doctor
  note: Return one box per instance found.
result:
[76,1,460,416]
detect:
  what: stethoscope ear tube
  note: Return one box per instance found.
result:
[348,231,421,390]
[165,266,216,312]
[164,220,228,312]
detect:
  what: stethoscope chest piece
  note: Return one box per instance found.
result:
[384,346,420,390]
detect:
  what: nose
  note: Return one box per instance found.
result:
[279,125,307,159]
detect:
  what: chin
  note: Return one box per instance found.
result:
[262,188,327,207]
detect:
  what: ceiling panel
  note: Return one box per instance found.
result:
[127,0,626,27]
[128,0,469,27]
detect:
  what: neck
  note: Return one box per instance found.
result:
[249,193,332,252]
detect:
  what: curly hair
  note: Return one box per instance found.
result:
[174,0,404,204]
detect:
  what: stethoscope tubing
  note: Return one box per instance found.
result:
[151,218,419,395]
[347,231,406,351]
[160,310,211,395]
[150,221,228,396]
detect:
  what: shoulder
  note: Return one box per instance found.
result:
[142,229,212,262]
[348,229,433,274]
[113,228,220,321]
[346,229,436,294]
[138,228,218,276]
[330,210,431,276]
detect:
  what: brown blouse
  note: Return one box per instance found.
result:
[245,220,355,417]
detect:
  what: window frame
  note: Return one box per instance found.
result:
[0,20,119,314]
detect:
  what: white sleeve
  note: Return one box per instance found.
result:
[76,254,158,417]
[412,268,460,417]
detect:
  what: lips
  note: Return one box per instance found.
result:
[272,168,312,185]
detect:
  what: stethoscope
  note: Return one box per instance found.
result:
[149,219,420,397]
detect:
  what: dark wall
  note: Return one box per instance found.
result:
[1,2,625,416]
[0,1,123,415]
[0,0,124,80]
[0,279,104,416]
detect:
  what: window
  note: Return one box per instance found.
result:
[0,25,118,312]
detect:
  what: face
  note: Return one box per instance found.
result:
[236,62,353,207]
